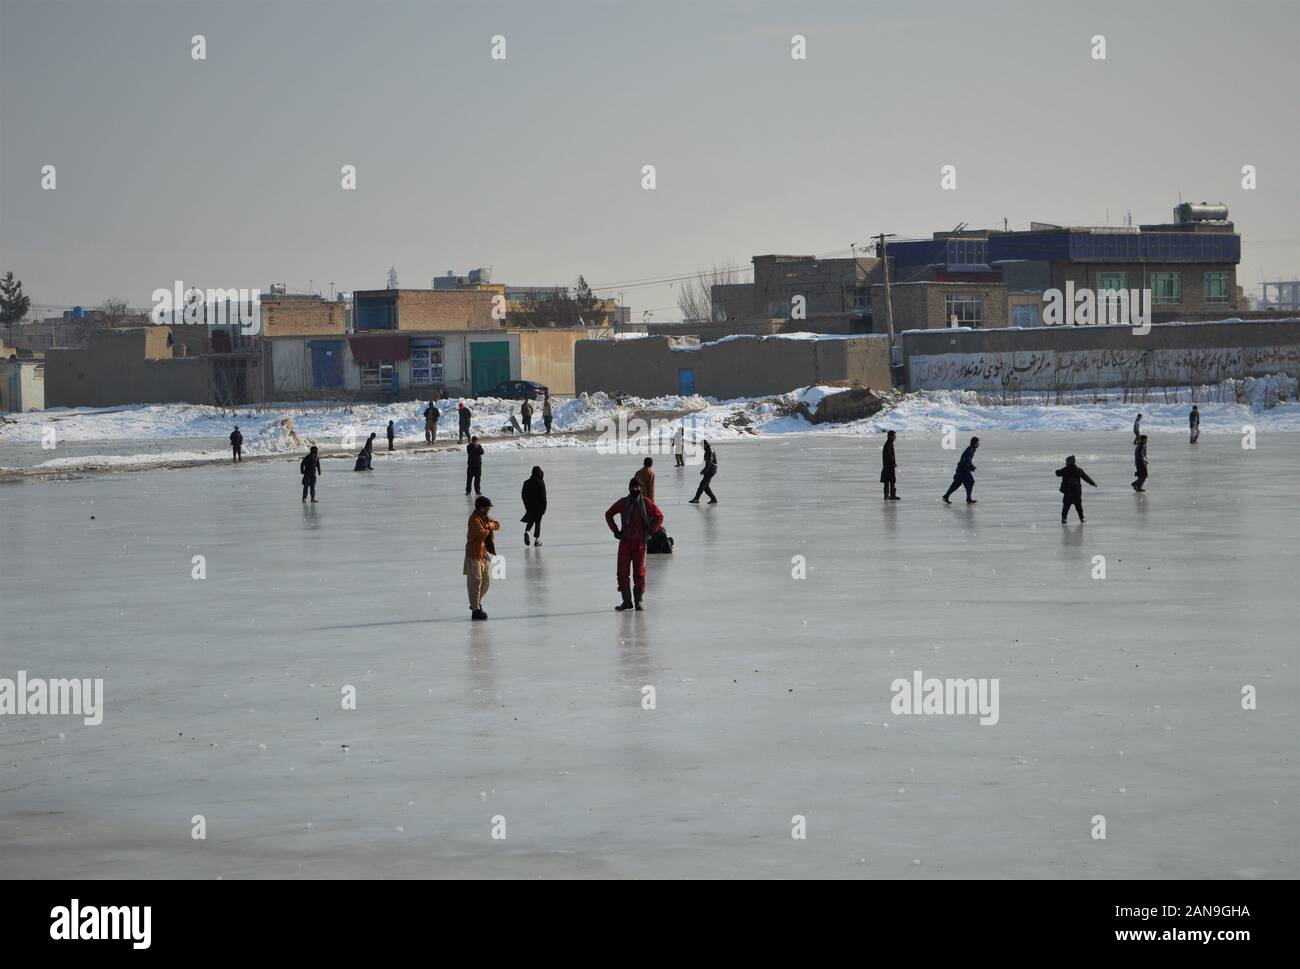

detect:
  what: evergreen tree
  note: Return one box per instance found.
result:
[0,272,31,324]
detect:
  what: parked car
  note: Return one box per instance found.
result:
[481,380,548,401]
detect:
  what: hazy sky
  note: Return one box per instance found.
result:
[2,0,1297,320]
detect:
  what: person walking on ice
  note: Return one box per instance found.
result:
[606,476,664,612]
[689,441,718,503]
[457,401,472,443]
[1189,404,1200,444]
[465,435,484,495]
[520,465,546,546]
[300,445,321,502]
[1132,434,1149,492]
[942,436,980,504]
[673,426,685,467]
[230,425,243,463]
[634,457,656,502]
[464,496,500,621]
[1055,455,1097,523]
[386,420,395,451]
[881,430,900,500]
[1133,413,1143,444]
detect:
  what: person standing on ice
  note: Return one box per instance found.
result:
[1189,404,1200,444]
[942,436,980,504]
[542,394,553,434]
[689,441,718,503]
[1055,455,1097,523]
[464,496,500,621]
[1133,413,1143,444]
[520,465,546,546]
[425,400,440,444]
[634,457,656,502]
[465,436,484,495]
[230,425,243,463]
[300,445,322,502]
[881,430,899,500]
[1132,435,1149,492]
[521,398,533,433]
[606,476,664,611]
[386,420,395,451]
[673,426,685,467]
[457,402,472,443]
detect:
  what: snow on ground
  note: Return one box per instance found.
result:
[0,434,1294,878]
[2,374,1297,472]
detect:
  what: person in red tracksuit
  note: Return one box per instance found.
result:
[605,477,664,612]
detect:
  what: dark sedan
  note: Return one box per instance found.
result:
[481,380,549,401]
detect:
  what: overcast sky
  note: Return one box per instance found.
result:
[2,0,1296,320]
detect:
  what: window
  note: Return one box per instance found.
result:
[854,287,869,310]
[1096,272,1127,293]
[1012,303,1041,327]
[946,239,987,267]
[1203,271,1230,304]
[1152,272,1182,304]
[944,295,984,328]
[361,360,395,390]
[411,340,444,386]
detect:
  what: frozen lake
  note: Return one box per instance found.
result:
[0,431,1295,878]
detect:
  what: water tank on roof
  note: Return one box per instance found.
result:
[1174,202,1229,223]
[468,268,491,284]
[72,306,85,318]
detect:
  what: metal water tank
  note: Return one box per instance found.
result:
[1174,202,1229,223]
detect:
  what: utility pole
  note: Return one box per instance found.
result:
[873,232,897,346]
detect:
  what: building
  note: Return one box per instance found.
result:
[1,357,44,412]
[575,332,893,398]
[709,254,877,334]
[876,204,1248,332]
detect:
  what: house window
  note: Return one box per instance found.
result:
[946,239,987,266]
[854,287,870,309]
[944,295,984,328]
[411,340,445,386]
[1096,272,1127,293]
[361,360,395,390]
[1012,303,1041,327]
[1152,272,1182,304]
[1204,271,1230,304]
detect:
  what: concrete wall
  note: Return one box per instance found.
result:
[575,334,893,398]
[46,328,216,406]
[396,290,497,331]
[902,319,1300,391]
[261,297,348,337]
[518,329,584,395]
[873,281,1010,330]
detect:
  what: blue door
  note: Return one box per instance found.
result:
[678,368,695,395]
[310,342,344,388]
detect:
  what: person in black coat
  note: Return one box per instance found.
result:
[1055,455,1097,523]
[880,430,899,500]
[457,402,472,443]
[520,465,547,545]
[689,441,718,503]
[300,445,322,502]
[942,436,980,503]
[465,435,484,495]
[230,425,243,463]
[1132,435,1149,492]
[386,420,395,451]
[356,432,376,470]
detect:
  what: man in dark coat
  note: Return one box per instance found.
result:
[425,401,440,444]
[465,435,484,495]
[1132,435,1149,492]
[688,441,718,504]
[606,477,665,611]
[300,445,321,502]
[230,425,243,463]
[520,399,533,433]
[1189,405,1200,444]
[520,465,547,546]
[357,432,376,470]
[942,436,980,504]
[386,420,395,451]
[881,430,899,500]
[1055,455,1098,523]
[457,402,472,443]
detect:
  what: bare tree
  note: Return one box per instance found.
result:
[98,297,130,324]
[676,262,746,323]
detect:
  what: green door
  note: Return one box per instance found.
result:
[470,341,511,395]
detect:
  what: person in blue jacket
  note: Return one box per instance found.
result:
[942,436,980,504]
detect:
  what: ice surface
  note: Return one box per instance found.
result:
[0,431,1296,878]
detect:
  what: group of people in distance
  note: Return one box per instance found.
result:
[880,403,1204,524]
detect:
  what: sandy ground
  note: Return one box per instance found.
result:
[0,432,1295,878]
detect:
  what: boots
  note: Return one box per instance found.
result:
[524,530,530,546]
[615,590,634,611]
[634,591,644,611]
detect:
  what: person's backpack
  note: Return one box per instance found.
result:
[647,528,674,555]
